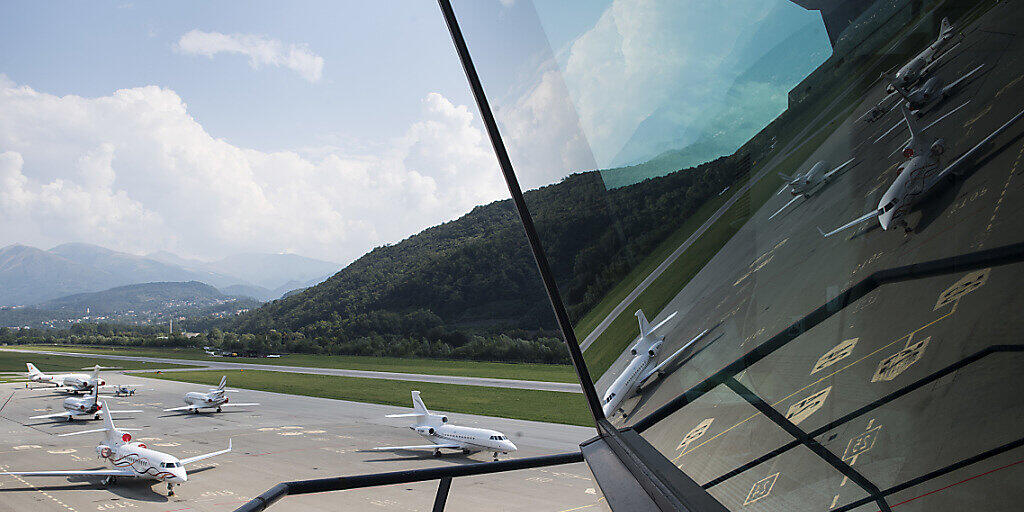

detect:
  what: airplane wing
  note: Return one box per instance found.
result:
[938,107,1024,181]
[648,311,678,334]
[372,443,462,451]
[768,195,803,220]
[2,469,137,478]
[941,64,984,96]
[385,413,422,418]
[220,403,259,408]
[888,100,972,158]
[163,406,196,412]
[919,40,962,77]
[29,411,73,420]
[817,209,882,238]
[640,328,711,383]
[821,158,856,181]
[106,410,143,414]
[179,440,232,465]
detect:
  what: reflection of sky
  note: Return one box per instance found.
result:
[456,0,832,188]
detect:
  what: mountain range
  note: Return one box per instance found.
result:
[0,243,340,306]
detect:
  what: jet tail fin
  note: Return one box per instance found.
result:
[218,375,227,390]
[635,310,652,337]
[26,363,41,376]
[902,105,925,151]
[411,391,429,415]
[100,404,124,446]
[940,17,952,37]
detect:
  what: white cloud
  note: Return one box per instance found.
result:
[0,78,505,263]
[176,30,325,82]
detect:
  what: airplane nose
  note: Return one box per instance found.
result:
[503,440,517,452]
[175,470,187,483]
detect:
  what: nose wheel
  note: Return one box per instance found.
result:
[167,483,175,496]
[216,406,222,412]
[101,476,116,486]
[492,452,499,461]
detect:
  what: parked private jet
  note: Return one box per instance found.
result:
[2,405,231,496]
[25,363,111,394]
[163,375,259,414]
[30,385,141,422]
[770,158,856,220]
[601,310,710,419]
[374,391,516,460]
[820,105,1024,237]
[886,64,984,116]
[886,17,960,93]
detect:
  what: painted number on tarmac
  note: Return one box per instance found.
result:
[935,269,989,310]
[744,473,779,506]
[786,387,831,425]
[872,337,930,382]
[811,339,858,375]
[677,418,714,450]
[843,424,881,463]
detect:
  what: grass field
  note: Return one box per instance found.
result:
[143,369,592,427]
[0,349,197,373]
[14,345,578,383]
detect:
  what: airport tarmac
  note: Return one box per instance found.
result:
[0,374,607,512]
[596,2,1024,511]
[1,349,582,394]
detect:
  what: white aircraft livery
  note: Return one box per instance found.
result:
[3,405,231,496]
[888,17,959,92]
[374,391,517,460]
[820,104,1024,237]
[163,375,259,414]
[770,158,856,220]
[30,385,141,422]
[602,310,710,418]
[26,363,107,393]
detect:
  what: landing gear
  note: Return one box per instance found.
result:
[216,406,222,413]
[433,449,442,457]
[101,476,115,486]
[492,452,499,462]
[167,483,175,496]
[94,414,100,420]
[67,416,74,422]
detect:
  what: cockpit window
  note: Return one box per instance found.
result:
[882,199,898,212]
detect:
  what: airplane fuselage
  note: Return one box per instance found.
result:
[877,153,942,230]
[97,441,187,483]
[62,395,103,418]
[182,391,228,410]
[790,161,829,195]
[602,335,663,417]
[413,423,515,454]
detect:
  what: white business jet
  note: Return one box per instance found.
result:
[30,385,141,422]
[163,375,259,414]
[2,405,231,496]
[770,158,856,220]
[820,104,1024,237]
[602,310,710,418]
[374,391,517,461]
[25,363,110,394]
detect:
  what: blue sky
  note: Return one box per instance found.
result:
[0,0,829,265]
[0,1,474,152]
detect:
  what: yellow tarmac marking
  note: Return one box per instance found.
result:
[0,464,78,512]
[554,497,606,512]
[994,75,1023,98]
[981,142,1024,245]
[674,303,959,462]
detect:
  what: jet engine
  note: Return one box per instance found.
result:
[415,426,436,436]
[648,341,662,357]
[930,138,945,156]
[440,416,449,423]
[97,445,112,458]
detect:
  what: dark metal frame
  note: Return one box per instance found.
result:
[232,1,1024,509]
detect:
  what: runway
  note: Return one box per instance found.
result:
[597,2,1024,511]
[1,349,582,394]
[0,373,606,512]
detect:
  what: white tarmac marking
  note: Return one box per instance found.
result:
[785,387,831,425]
[872,337,930,382]
[744,472,779,506]
[677,418,714,451]
[812,339,858,375]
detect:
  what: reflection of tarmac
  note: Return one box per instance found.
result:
[0,375,604,512]
[603,3,1024,511]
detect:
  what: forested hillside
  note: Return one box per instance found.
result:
[220,151,750,360]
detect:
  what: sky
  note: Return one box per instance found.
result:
[0,0,829,267]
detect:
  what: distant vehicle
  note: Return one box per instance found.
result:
[770,158,856,220]
[112,384,137,397]
[3,405,231,496]
[601,310,710,418]
[820,105,1024,237]
[885,64,984,116]
[163,375,259,414]
[25,363,111,394]
[30,386,140,422]
[374,391,517,461]
[886,17,960,93]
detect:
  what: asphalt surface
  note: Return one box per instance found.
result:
[0,373,607,512]
[0,349,582,394]
[596,2,1024,511]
